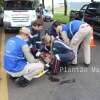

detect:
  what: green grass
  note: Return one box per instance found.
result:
[53,13,69,23]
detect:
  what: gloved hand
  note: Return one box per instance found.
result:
[36,51,41,57]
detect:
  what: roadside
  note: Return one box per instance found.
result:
[0,27,8,100]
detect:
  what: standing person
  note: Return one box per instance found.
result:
[50,20,93,66]
[4,27,46,87]
[36,4,44,18]
[42,32,75,74]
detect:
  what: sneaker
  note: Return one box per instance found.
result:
[15,76,30,87]
[71,64,78,66]
[83,63,90,67]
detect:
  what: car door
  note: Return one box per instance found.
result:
[79,4,88,19]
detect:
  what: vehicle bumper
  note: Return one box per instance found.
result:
[3,22,31,30]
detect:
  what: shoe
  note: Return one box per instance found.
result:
[15,76,30,87]
[83,63,90,67]
[71,64,78,66]
[9,75,18,81]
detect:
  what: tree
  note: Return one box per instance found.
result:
[64,0,67,15]
[32,0,39,9]
[52,0,54,14]
[91,0,94,2]
[0,0,3,7]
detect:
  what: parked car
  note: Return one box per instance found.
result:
[43,9,53,22]
[70,2,100,35]
[70,4,88,20]
[0,6,3,26]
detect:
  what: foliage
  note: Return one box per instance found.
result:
[53,13,69,23]
[32,0,39,9]
[0,0,3,7]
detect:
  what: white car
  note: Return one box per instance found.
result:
[43,9,53,22]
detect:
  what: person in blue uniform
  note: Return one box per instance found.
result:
[4,27,45,87]
[50,20,93,66]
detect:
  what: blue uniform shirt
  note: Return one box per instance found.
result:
[62,20,84,39]
[4,36,27,73]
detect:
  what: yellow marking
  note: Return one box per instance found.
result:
[0,29,8,100]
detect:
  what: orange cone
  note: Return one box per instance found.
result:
[90,32,96,48]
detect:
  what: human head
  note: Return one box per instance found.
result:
[32,18,44,26]
[19,27,31,40]
[51,21,62,33]
[39,4,43,7]
[42,30,52,47]
[32,18,44,31]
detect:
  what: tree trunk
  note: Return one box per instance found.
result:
[52,0,54,14]
[64,0,67,15]
[42,0,45,8]
[91,0,94,2]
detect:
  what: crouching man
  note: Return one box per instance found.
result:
[4,27,46,87]
[41,32,75,75]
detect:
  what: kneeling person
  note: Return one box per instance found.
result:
[42,32,75,74]
[4,27,45,87]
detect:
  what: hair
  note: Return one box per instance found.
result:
[32,17,44,26]
[19,27,30,35]
[39,4,43,7]
[41,35,46,43]
[51,21,61,29]
[41,30,50,43]
[44,29,50,35]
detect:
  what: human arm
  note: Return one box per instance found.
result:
[52,40,73,62]
[60,31,70,45]
[22,44,39,63]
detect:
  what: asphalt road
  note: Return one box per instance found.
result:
[1,25,100,100]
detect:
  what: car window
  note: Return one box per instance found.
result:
[80,4,88,12]
[4,1,34,10]
[86,3,100,14]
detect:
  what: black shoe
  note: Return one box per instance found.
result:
[71,64,78,67]
[15,76,30,87]
[83,63,90,67]
[9,75,18,81]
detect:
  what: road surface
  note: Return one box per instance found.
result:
[1,25,100,100]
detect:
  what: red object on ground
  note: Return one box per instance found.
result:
[90,32,96,48]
